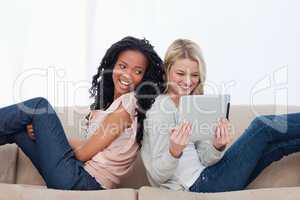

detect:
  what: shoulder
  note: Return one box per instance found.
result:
[121,91,136,99]
[117,92,137,117]
[146,95,176,125]
[120,92,136,104]
[148,95,176,114]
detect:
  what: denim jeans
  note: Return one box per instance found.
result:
[0,97,102,190]
[189,113,300,193]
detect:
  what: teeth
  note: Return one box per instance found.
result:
[120,80,130,86]
[180,86,191,90]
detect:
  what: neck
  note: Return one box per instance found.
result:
[166,92,180,107]
[113,91,121,101]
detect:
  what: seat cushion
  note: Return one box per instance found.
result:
[15,149,45,185]
[0,183,137,200]
[138,186,300,200]
[247,152,300,189]
[0,144,18,184]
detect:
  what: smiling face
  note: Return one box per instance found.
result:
[112,50,148,99]
[167,58,200,98]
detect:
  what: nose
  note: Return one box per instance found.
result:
[120,69,133,81]
[183,76,192,87]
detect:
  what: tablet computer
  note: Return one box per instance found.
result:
[178,94,230,142]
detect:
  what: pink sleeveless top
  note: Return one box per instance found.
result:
[83,92,139,189]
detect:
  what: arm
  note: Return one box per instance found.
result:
[195,140,224,167]
[146,115,191,185]
[72,104,132,162]
[146,125,179,185]
[195,118,232,166]
[68,137,85,151]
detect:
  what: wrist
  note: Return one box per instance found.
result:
[169,148,183,159]
[214,144,226,152]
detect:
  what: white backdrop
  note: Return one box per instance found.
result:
[1,0,299,107]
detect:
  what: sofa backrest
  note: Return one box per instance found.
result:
[12,105,300,189]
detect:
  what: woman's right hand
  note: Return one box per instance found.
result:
[169,122,192,158]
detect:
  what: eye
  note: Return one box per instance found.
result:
[176,72,184,76]
[119,64,126,69]
[134,69,143,75]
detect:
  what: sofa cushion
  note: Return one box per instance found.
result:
[247,152,300,189]
[0,183,137,200]
[138,186,300,200]
[15,149,45,185]
[0,144,18,184]
[119,153,150,189]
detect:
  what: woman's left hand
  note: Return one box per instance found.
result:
[26,124,35,140]
[213,118,232,151]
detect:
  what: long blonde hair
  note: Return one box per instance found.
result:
[164,39,206,94]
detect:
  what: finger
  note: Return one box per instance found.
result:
[28,132,35,139]
[180,123,190,142]
[169,127,178,142]
[224,121,231,144]
[220,122,227,144]
[169,127,176,135]
[170,124,182,143]
[215,124,221,140]
[170,126,179,137]
[225,120,233,144]
[181,122,190,135]
[183,122,192,138]
[175,123,187,144]
[182,124,192,144]
[223,123,230,145]
[177,122,187,137]
[221,118,227,128]
[177,122,191,144]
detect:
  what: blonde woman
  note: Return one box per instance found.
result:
[141,39,300,192]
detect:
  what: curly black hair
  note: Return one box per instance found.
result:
[89,36,165,147]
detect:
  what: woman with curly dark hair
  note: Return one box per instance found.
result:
[0,36,165,190]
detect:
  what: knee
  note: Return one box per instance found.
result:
[34,97,49,105]
[251,115,274,128]
[28,97,53,115]
[34,97,51,108]
[247,115,275,138]
[26,97,50,107]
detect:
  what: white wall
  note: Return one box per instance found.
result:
[1,0,299,107]
[0,0,90,107]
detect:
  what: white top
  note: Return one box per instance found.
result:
[141,95,224,191]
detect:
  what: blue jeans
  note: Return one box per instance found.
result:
[190,113,300,193]
[0,97,102,190]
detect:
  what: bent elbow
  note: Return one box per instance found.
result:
[74,150,91,162]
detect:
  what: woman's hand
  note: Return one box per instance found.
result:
[26,124,35,140]
[169,121,192,158]
[213,118,232,151]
